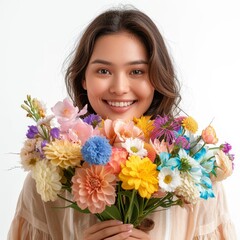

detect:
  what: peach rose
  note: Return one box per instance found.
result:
[213,150,233,181]
[113,119,144,145]
[100,119,117,145]
[201,125,218,144]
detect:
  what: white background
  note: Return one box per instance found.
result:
[1,0,239,239]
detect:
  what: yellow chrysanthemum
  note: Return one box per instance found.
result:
[133,116,154,141]
[119,155,158,198]
[182,116,198,134]
[44,139,82,168]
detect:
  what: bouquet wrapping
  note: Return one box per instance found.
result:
[20,95,234,229]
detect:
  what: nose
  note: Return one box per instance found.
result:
[109,73,130,95]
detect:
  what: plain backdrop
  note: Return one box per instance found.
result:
[1,0,239,239]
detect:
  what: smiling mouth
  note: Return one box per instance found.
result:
[106,101,136,107]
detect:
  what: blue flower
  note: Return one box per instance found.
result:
[197,176,215,199]
[193,147,207,161]
[26,125,38,139]
[81,136,112,165]
[201,158,215,174]
[157,152,180,171]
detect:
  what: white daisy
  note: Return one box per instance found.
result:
[178,149,202,183]
[121,138,147,158]
[158,167,182,192]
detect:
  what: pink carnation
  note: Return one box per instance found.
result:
[72,163,116,214]
[107,147,128,174]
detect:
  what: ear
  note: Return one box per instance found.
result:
[82,79,87,90]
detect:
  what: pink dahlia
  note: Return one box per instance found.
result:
[72,163,116,213]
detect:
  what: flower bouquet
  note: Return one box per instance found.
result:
[20,95,234,229]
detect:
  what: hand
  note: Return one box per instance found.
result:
[83,220,151,240]
[83,220,134,240]
[126,228,151,240]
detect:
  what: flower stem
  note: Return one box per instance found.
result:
[124,189,136,223]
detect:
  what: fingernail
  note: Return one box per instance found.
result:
[126,224,133,230]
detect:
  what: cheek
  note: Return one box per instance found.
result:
[138,83,154,101]
[86,81,107,102]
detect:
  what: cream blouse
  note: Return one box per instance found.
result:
[8,173,237,240]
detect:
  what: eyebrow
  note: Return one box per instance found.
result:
[90,59,148,66]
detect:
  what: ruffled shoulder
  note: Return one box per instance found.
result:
[193,182,237,240]
[193,220,236,240]
[8,174,52,239]
[8,215,51,240]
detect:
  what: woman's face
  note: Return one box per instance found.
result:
[84,32,154,121]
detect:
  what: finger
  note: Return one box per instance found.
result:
[128,228,150,239]
[84,221,133,240]
[92,224,133,240]
[85,220,123,235]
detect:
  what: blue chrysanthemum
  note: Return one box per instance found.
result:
[81,136,112,165]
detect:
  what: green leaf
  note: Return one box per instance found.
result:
[97,205,122,221]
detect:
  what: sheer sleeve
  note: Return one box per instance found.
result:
[8,173,99,240]
[192,181,237,240]
[148,181,237,240]
[7,173,52,240]
[8,216,51,240]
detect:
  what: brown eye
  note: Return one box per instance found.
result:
[98,69,111,75]
[131,69,143,75]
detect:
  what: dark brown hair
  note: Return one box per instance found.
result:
[65,6,181,118]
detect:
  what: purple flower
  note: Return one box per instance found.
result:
[50,127,60,139]
[83,114,102,128]
[175,136,190,149]
[40,140,48,158]
[26,125,38,139]
[150,115,178,143]
[220,142,232,154]
[228,153,235,161]
[41,140,48,148]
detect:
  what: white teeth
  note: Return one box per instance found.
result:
[107,101,133,107]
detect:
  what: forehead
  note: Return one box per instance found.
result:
[89,32,148,64]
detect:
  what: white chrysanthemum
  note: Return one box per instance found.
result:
[175,173,200,204]
[32,159,62,202]
[122,138,147,157]
[158,167,181,192]
[20,139,41,171]
[178,149,202,183]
